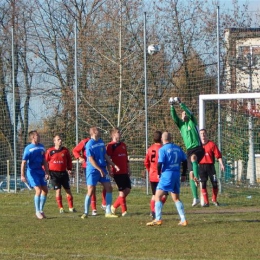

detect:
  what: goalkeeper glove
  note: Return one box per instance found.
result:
[174,97,181,104]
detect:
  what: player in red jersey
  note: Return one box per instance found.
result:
[73,137,106,215]
[45,135,76,213]
[144,131,167,219]
[199,129,225,207]
[107,127,131,217]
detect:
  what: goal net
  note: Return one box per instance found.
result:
[199,93,260,193]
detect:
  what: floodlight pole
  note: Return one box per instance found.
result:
[144,12,149,195]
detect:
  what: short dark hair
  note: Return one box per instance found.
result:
[153,131,162,143]
[199,128,207,133]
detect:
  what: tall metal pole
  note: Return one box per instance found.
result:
[143,12,149,195]
[217,6,222,193]
[74,22,79,193]
[117,0,123,127]
[12,26,17,193]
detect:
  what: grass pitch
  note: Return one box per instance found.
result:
[0,186,260,260]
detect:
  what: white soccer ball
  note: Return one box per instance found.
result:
[147,44,159,55]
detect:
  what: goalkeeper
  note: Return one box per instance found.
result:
[169,97,205,206]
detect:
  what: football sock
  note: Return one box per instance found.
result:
[192,161,199,179]
[190,179,198,199]
[113,196,121,209]
[34,195,40,212]
[67,194,73,208]
[56,196,63,208]
[102,189,106,206]
[91,194,97,210]
[212,188,218,202]
[84,195,91,214]
[175,200,185,222]
[40,195,47,212]
[120,196,127,213]
[105,192,112,214]
[155,201,163,221]
[161,195,167,204]
[201,188,209,204]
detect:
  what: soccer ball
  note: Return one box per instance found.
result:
[147,44,159,55]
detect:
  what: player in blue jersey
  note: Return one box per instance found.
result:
[146,131,188,227]
[81,126,120,219]
[21,130,49,219]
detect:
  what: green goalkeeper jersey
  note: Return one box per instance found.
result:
[170,103,201,150]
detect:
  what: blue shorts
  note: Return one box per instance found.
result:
[86,168,111,186]
[157,171,180,194]
[27,169,47,188]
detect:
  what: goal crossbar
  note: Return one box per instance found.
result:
[199,93,260,129]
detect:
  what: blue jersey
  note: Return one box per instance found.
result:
[85,138,107,172]
[157,143,186,193]
[22,143,45,171]
[158,143,186,173]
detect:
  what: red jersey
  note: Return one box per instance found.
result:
[200,140,222,165]
[106,141,128,175]
[144,143,162,182]
[45,147,72,171]
[72,138,90,168]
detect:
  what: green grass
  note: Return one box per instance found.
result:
[0,186,260,260]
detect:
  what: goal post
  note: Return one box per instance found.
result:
[199,93,260,129]
[199,92,260,187]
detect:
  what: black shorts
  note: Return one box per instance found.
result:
[187,146,205,172]
[150,181,159,195]
[113,174,131,191]
[50,171,70,190]
[199,164,217,183]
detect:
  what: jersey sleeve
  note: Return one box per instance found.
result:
[170,106,182,128]
[66,148,73,170]
[212,142,222,159]
[144,151,150,170]
[72,140,85,159]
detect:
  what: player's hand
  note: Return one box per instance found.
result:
[174,97,181,103]
[114,165,120,172]
[21,175,26,183]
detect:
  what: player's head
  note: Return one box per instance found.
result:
[153,131,162,143]
[89,126,100,139]
[161,131,172,144]
[181,111,189,122]
[53,135,62,147]
[29,130,40,143]
[199,128,208,144]
[110,127,121,142]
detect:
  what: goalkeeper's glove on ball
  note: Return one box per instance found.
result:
[174,97,181,104]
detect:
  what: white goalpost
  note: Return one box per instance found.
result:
[199,92,260,205]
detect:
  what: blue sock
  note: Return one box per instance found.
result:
[105,192,112,214]
[84,195,91,214]
[155,201,163,220]
[175,200,186,222]
[40,195,47,212]
[34,195,40,212]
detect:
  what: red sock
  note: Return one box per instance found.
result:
[150,199,155,213]
[67,195,73,208]
[56,196,63,208]
[113,196,121,209]
[201,188,209,204]
[102,189,106,206]
[120,197,127,213]
[212,188,218,202]
[91,194,97,210]
[161,196,167,204]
